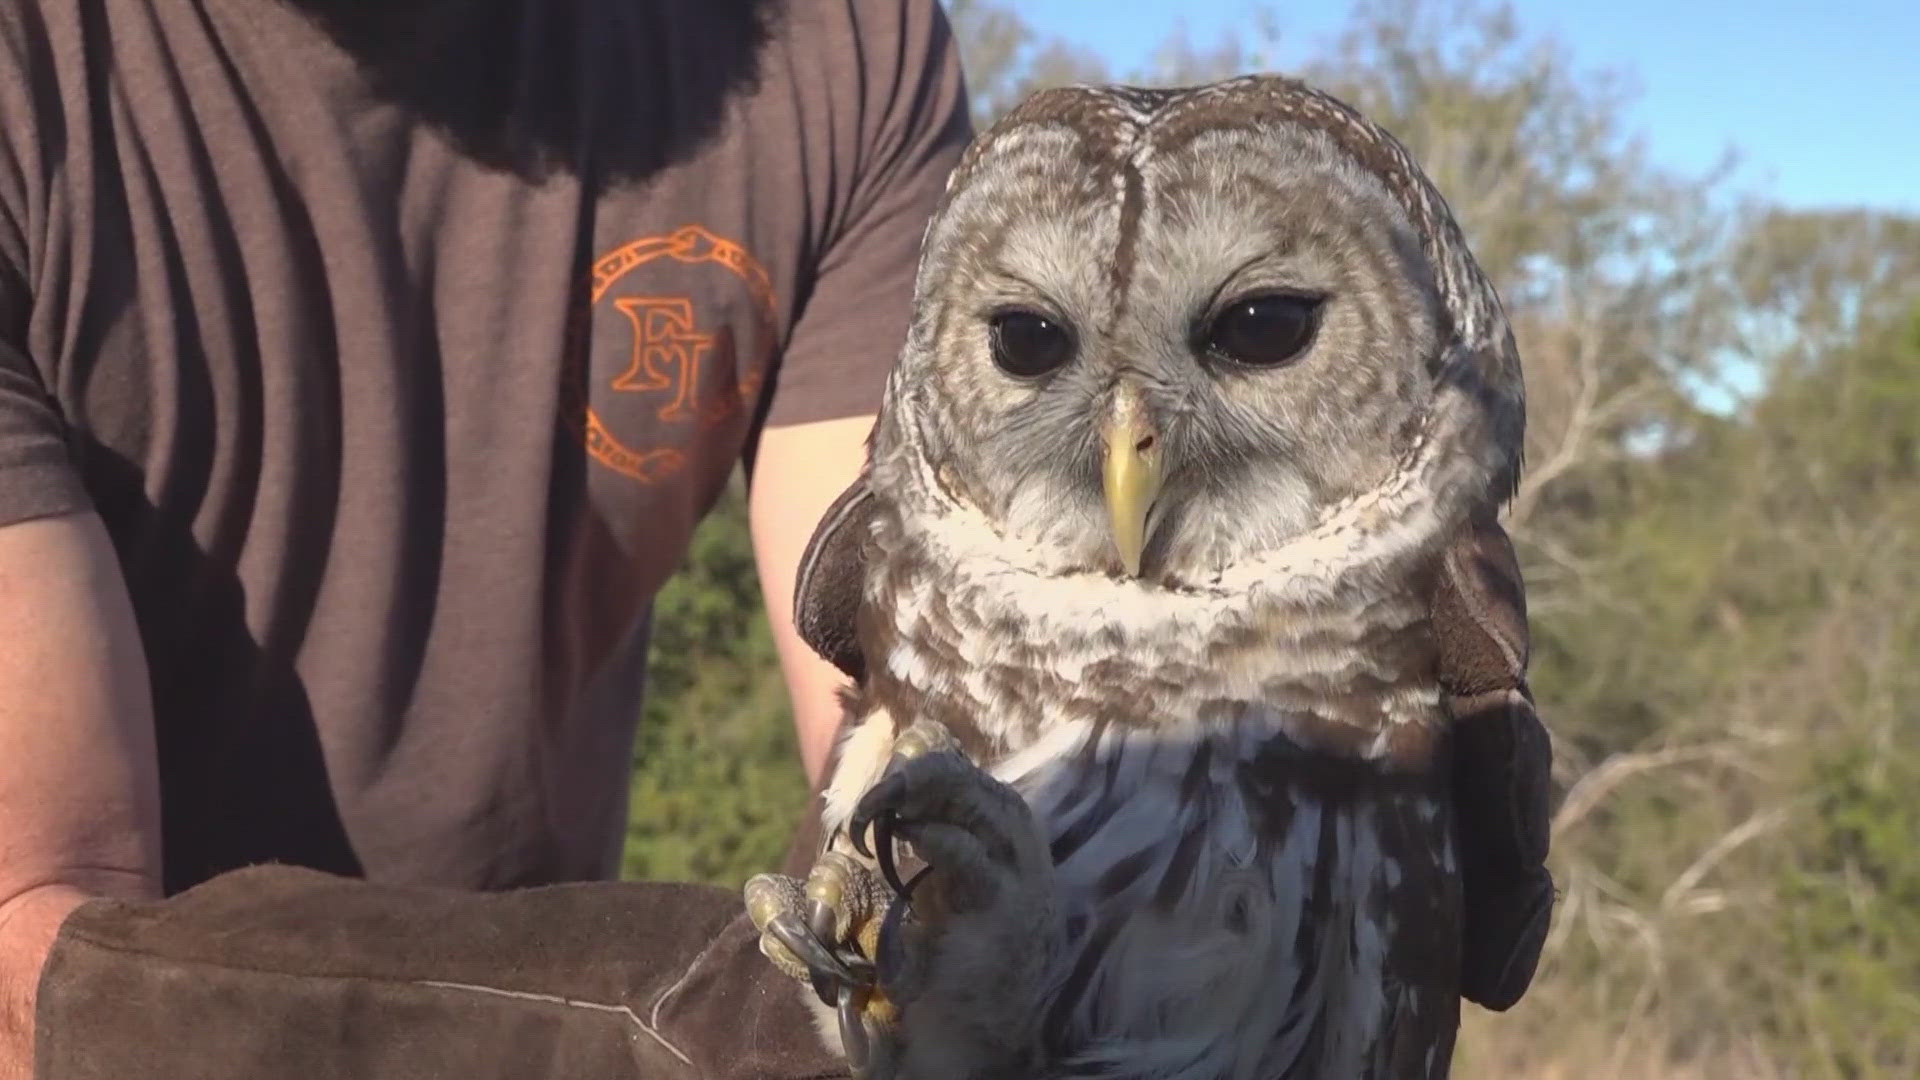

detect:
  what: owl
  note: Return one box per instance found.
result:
[745,74,1555,1079]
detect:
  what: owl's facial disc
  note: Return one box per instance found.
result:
[886,92,1498,583]
[1100,385,1164,577]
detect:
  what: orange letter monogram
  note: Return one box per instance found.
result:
[610,296,714,421]
[578,225,778,484]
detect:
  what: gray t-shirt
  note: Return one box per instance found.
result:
[0,0,970,893]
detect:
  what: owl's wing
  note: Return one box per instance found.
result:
[1432,515,1557,1012]
[794,471,876,683]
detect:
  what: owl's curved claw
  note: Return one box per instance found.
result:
[764,911,869,1001]
[850,771,915,896]
[874,867,931,989]
[849,806,875,860]
[840,750,1059,1078]
[746,860,899,1076]
[875,808,910,898]
[836,984,871,1074]
[850,718,966,901]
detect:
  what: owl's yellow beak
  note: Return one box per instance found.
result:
[1102,392,1164,577]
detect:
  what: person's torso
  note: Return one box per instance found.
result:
[7,0,860,891]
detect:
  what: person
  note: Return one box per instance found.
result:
[0,0,972,1076]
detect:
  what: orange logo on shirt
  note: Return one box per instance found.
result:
[610,297,714,420]
[579,225,777,483]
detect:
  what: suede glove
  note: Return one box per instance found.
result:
[34,864,848,1080]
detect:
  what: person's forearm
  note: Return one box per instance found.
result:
[747,416,875,786]
[0,885,91,1080]
[0,868,155,1080]
[0,513,166,1080]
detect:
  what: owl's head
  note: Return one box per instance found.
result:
[867,75,1524,587]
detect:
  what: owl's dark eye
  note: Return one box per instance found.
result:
[1202,293,1322,368]
[988,309,1076,379]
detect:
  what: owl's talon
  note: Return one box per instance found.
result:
[847,770,899,862]
[767,726,1048,1072]
[765,911,863,994]
[746,860,897,1075]
[746,868,881,1005]
[837,985,872,1073]
[745,873,813,984]
[875,808,910,897]
[806,897,839,944]
[839,748,1058,1078]
[849,771,918,897]
[851,749,1054,918]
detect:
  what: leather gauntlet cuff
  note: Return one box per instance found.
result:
[34,864,848,1080]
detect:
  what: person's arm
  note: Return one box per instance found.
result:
[0,81,164,1063]
[747,415,873,784]
[0,12,169,1058]
[0,511,164,1080]
[743,0,973,786]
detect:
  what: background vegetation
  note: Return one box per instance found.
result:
[625,1,1920,1073]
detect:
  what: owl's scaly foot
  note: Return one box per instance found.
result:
[745,855,876,987]
[848,749,1052,924]
[846,747,1059,1077]
[749,718,1054,1076]
[852,717,961,896]
[745,851,897,1073]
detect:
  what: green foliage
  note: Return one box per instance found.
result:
[1489,297,1920,1075]
[1783,738,1920,1077]
[622,480,809,887]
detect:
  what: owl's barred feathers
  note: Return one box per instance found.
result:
[825,76,1529,1077]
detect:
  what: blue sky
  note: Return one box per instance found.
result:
[1018,0,1918,215]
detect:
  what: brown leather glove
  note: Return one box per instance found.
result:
[34,864,848,1080]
